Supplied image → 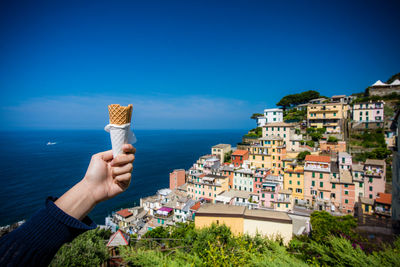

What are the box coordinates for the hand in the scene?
[83,144,136,204]
[55,144,136,220]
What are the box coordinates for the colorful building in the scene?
[352,101,384,128]
[262,122,302,152]
[257,108,284,126]
[211,144,232,163]
[364,159,386,200]
[303,155,332,208]
[231,149,249,167]
[248,136,286,175]
[195,204,293,244]
[307,102,349,133]
[169,169,186,190]
[187,174,229,202]
[283,164,304,200]
[233,168,254,192]
[319,140,347,153]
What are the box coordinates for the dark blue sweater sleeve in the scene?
[0,197,97,267]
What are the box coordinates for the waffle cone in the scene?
[108,104,133,125]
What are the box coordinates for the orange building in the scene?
[170,169,186,190]
[231,150,249,167]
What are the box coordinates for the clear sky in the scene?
[0,0,399,130]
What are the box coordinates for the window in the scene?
[289,180,292,184]
[320,182,323,187]
[344,184,348,188]
[369,194,373,199]
[297,173,300,178]
[312,181,315,186]
[345,191,348,195]
[312,172,315,178]
[342,158,345,163]
[345,199,348,204]
[369,186,373,191]
[286,204,289,208]
[359,182,363,187]
[297,181,300,185]
[253,155,255,160]
[278,203,280,207]
[262,193,265,198]
[355,173,358,178]
[369,178,373,183]
[271,194,274,199]
[332,184,336,189]
[320,173,323,179]
[333,113,336,116]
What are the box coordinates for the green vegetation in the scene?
[250,113,263,120]
[51,228,111,267]
[353,147,392,162]
[283,109,307,122]
[327,136,338,143]
[52,213,400,266]
[350,128,386,148]
[276,90,322,110]
[224,151,232,163]
[306,127,326,141]
[244,127,262,138]
[386,72,400,84]
[297,151,311,162]
[351,92,400,105]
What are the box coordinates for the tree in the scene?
[386,72,400,84]
[50,228,111,266]
[327,136,338,143]
[250,113,263,120]
[276,90,321,109]
[297,151,311,161]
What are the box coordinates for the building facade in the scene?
[307,103,349,133]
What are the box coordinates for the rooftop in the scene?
[339,170,353,184]
[259,136,283,141]
[365,159,385,166]
[352,163,364,172]
[218,189,251,199]
[197,203,246,215]
[263,122,297,127]
[232,150,249,156]
[305,155,331,163]
[376,193,391,205]
[116,209,133,218]
[244,209,291,222]
[360,197,374,205]
[212,144,231,149]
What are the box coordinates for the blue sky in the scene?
[0,0,399,130]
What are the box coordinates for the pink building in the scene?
[253,168,270,194]
[364,159,386,200]
[352,101,384,123]
[331,170,356,214]
[259,182,280,208]
[169,169,186,190]
[304,155,332,209]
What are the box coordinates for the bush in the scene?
[328,136,338,143]
[50,228,111,267]
[297,151,311,162]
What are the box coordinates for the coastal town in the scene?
[105,76,400,244]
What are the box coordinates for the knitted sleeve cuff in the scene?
[45,197,97,230]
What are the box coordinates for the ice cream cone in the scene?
[108,104,133,125]
[107,104,134,157]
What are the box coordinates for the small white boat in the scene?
[46,142,57,146]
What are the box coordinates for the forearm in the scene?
[0,197,96,267]
[54,179,97,221]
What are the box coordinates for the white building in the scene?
[257,108,283,126]
[233,168,254,192]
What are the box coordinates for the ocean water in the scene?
[0,129,246,226]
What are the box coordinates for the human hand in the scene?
[83,144,136,204]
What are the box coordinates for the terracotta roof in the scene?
[232,150,248,156]
[305,155,331,163]
[116,208,133,218]
[190,202,201,211]
[376,193,391,205]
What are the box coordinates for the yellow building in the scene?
[283,165,304,200]
[248,136,286,175]
[211,144,232,163]
[187,174,229,202]
[195,204,293,244]
[307,103,349,133]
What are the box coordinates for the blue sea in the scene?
[0,130,246,226]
